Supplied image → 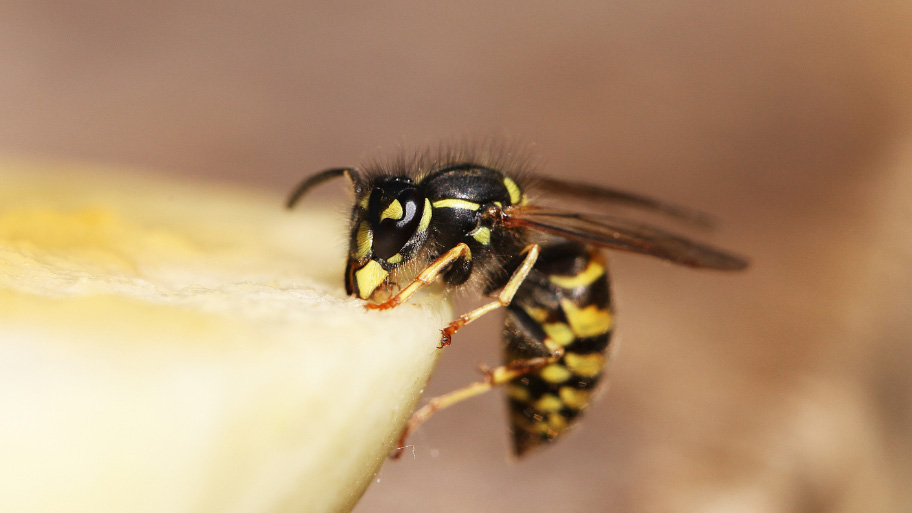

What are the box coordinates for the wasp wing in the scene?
[502,206,748,270]
[533,176,716,229]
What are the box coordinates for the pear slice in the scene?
[0,158,450,513]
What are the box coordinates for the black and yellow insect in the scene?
[287,149,747,457]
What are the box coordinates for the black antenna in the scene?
[286,168,360,209]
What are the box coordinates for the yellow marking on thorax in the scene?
[540,363,572,384]
[386,253,403,264]
[354,221,372,260]
[432,198,480,210]
[358,195,370,209]
[559,387,591,410]
[470,226,491,245]
[560,299,613,338]
[548,260,605,289]
[380,200,403,221]
[354,260,388,299]
[418,198,432,231]
[563,353,605,378]
[503,177,522,204]
[542,322,575,346]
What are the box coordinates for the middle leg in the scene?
[438,243,541,347]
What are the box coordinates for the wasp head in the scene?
[345,176,433,300]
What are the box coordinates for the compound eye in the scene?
[369,187,425,260]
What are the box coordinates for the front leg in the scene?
[365,243,471,311]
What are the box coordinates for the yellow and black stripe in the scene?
[501,241,613,456]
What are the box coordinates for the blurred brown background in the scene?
[2,1,910,512]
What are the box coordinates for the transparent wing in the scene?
[502,205,748,270]
[533,176,716,229]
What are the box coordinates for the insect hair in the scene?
[353,139,536,183]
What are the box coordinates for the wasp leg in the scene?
[391,343,565,460]
[365,243,471,311]
[438,243,540,347]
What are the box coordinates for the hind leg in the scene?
[391,339,563,459]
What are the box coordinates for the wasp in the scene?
[287,148,747,457]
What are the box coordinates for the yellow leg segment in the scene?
[392,344,564,459]
[364,243,471,311]
[439,243,540,347]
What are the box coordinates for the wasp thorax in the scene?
[366,179,429,261]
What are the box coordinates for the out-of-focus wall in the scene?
[2,2,910,512]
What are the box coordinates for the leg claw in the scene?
[364,300,397,311]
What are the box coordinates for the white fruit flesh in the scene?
[0,158,450,513]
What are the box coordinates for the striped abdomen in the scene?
[502,241,614,456]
